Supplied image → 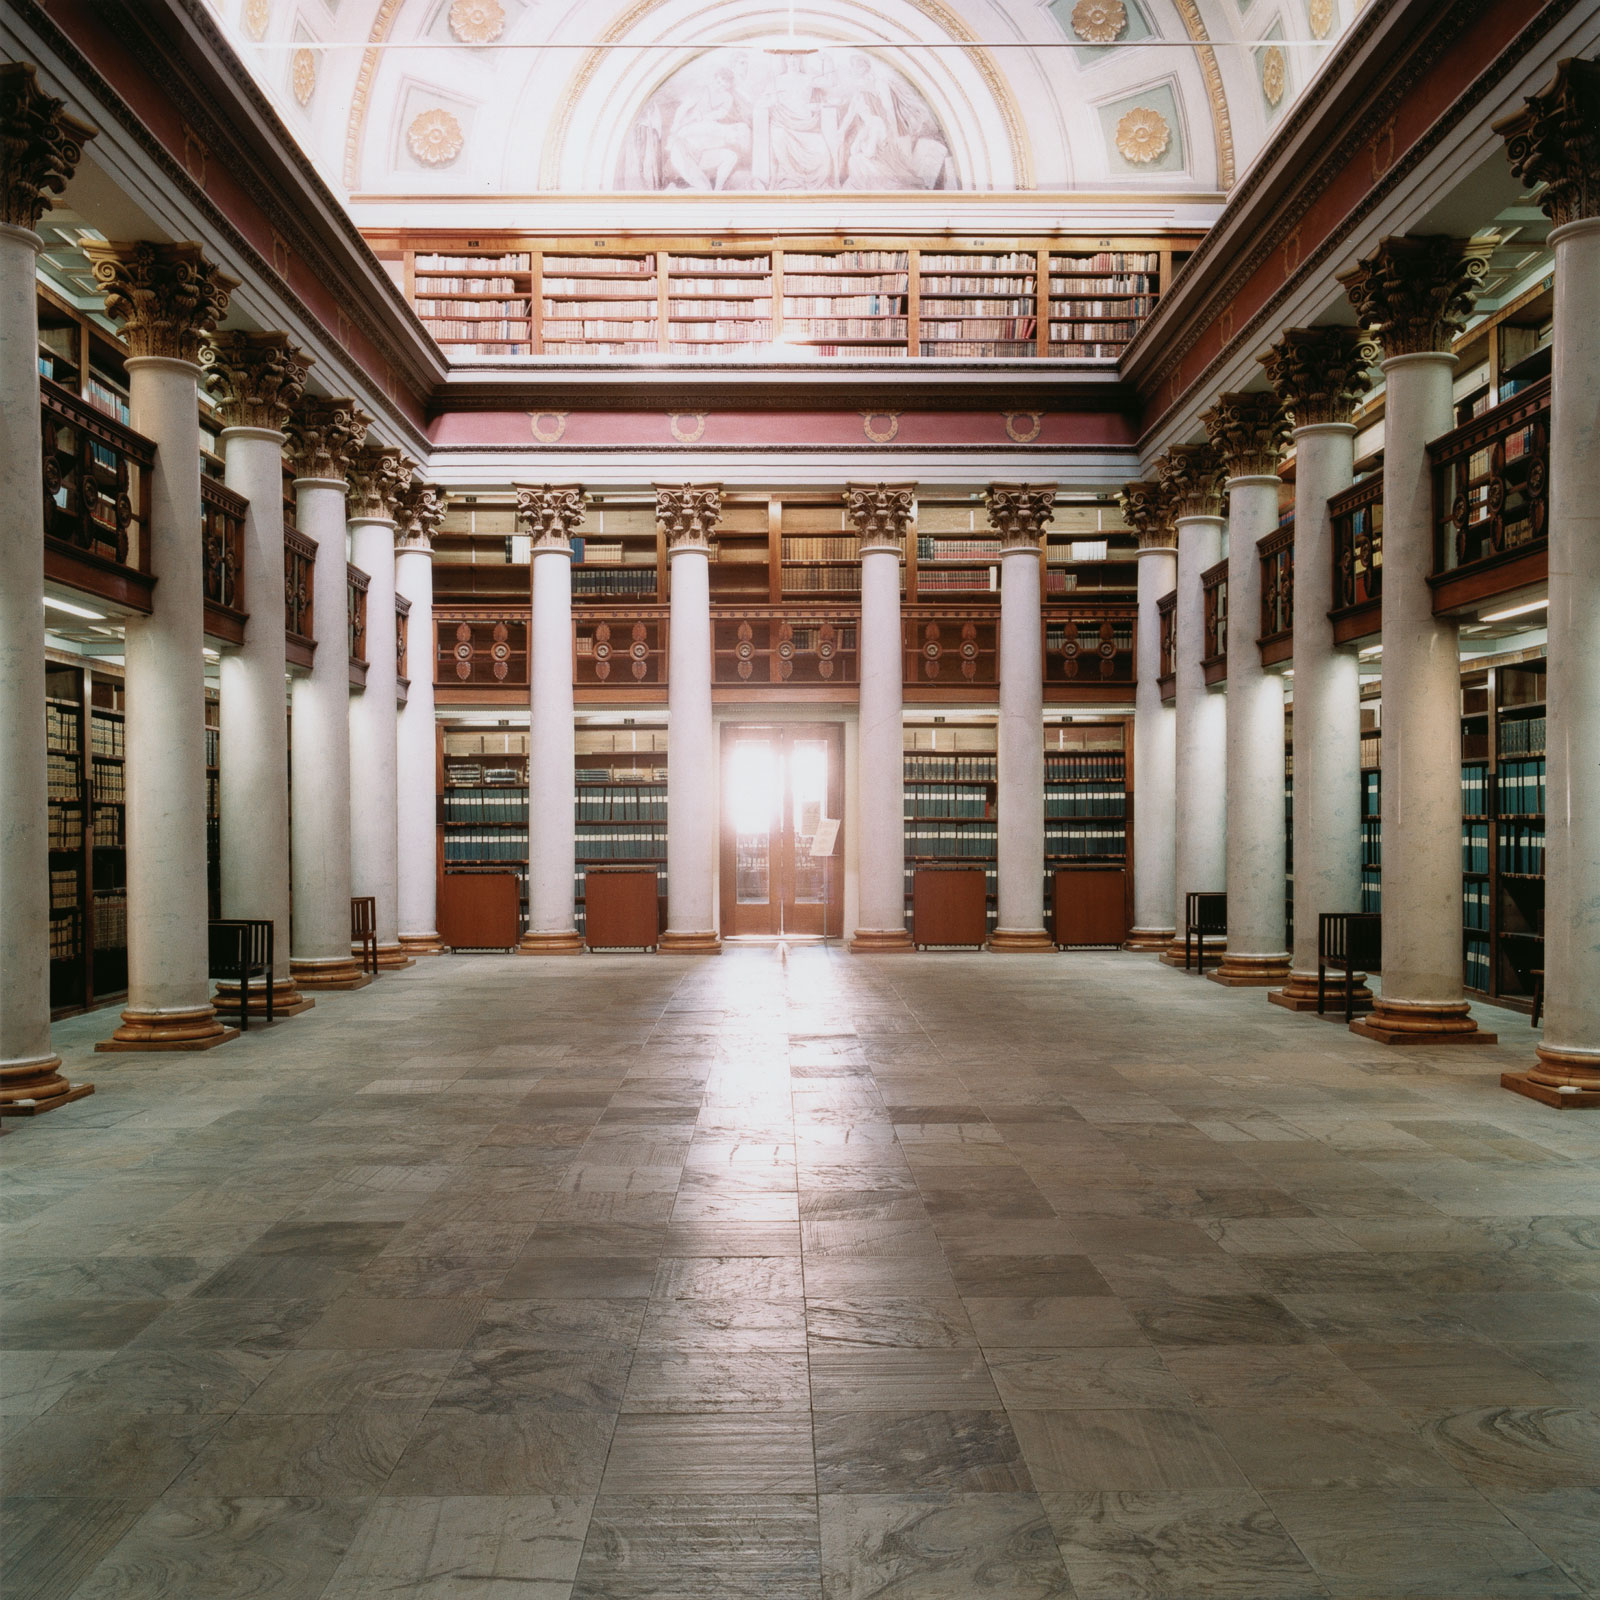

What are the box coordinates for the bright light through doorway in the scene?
[728,740,779,836]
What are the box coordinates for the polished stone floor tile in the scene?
[0,1497,145,1600]
[814,1408,1033,1493]
[1012,1406,1249,1493]
[601,1413,817,1494]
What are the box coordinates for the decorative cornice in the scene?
[1258,326,1377,428]
[285,395,369,481]
[1201,390,1291,479]
[843,482,915,554]
[655,483,723,550]
[0,61,96,232]
[984,482,1056,549]
[1495,55,1600,229]
[1337,234,1490,359]
[347,444,411,522]
[1158,443,1225,520]
[201,330,311,432]
[81,240,235,364]
[396,480,445,550]
[1171,0,1236,189]
[515,483,588,552]
[1119,479,1175,549]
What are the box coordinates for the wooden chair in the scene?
[351,896,378,975]
[1317,911,1382,1022]
[1531,969,1543,1028]
[1183,892,1227,972]
[208,918,274,1030]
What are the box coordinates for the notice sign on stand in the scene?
[811,818,840,857]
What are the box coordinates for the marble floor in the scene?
[3,947,1599,1600]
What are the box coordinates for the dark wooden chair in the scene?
[1318,912,1382,1021]
[208,918,274,1030]
[351,896,378,975]
[1531,968,1543,1028]
[1183,892,1227,972]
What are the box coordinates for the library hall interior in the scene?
[5,0,1600,1595]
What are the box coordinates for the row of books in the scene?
[781,568,860,592]
[446,764,525,787]
[1048,343,1128,358]
[1361,817,1382,867]
[47,702,80,754]
[423,321,532,342]
[906,823,998,858]
[1461,763,1491,816]
[1046,792,1126,820]
[787,251,908,271]
[1055,252,1160,273]
[925,341,1036,356]
[1045,825,1126,858]
[668,324,774,344]
[917,567,998,590]
[416,253,533,270]
[48,751,82,799]
[922,251,1034,271]
[540,320,657,339]
[924,319,1037,339]
[1463,821,1491,875]
[448,343,534,356]
[91,763,126,803]
[93,809,122,847]
[1361,770,1382,813]
[1361,864,1382,913]
[1046,755,1125,781]
[1499,822,1546,876]
[666,298,768,316]
[414,275,521,294]
[1465,879,1491,932]
[444,832,527,863]
[1051,298,1157,318]
[667,255,766,273]
[783,295,904,317]
[905,786,991,819]
[90,714,125,757]
[204,727,221,767]
[1498,714,1546,755]
[1498,756,1546,813]
[1050,274,1157,294]
[541,341,652,355]
[575,829,667,861]
[93,893,127,947]
[787,317,908,339]
[48,807,84,851]
[576,790,666,821]
[543,256,655,275]
[905,756,997,782]
[415,299,527,317]
[1465,934,1492,991]
[918,538,1000,560]
[1048,320,1141,341]
[783,536,858,561]
[573,570,656,596]
[541,282,657,301]
[444,790,527,824]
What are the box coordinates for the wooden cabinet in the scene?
[912,867,989,949]
[439,872,520,951]
[1052,868,1127,948]
[585,866,661,951]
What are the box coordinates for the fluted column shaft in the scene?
[1129,543,1177,948]
[395,537,441,954]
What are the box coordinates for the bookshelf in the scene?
[205,692,221,921]
[37,285,132,422]
[574,728,668,938]
[1048,249,1161,358]
[1492,662,1545,1009]
[782,249,909,356]
[1044,722,1128,944]
[442,729,530,932]
[1461,678,1491,995]
[46,682,86,1011]
[574,503,660,603]
[918,249,1036,358]
[412,251,534,356]
[903,722,998,936]
[1044,502,1136,598]
[666,253,772,354]
[539,251,658,356]
[707,500,773,603]
[781,500,862,599]
[1360,719,1381,915]
[913,497,1002,600]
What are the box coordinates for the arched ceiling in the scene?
[220,0,1357,224]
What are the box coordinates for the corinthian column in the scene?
[0,65,95,1106]
[395,480,445,957]
[285,397,371,990]
[203,331,313,1016]
[1204,392,1292,986]
[84,240,239,1052]
[659,484,722,954]
[1497,59,1600,1102]
[846,483,915,952]
[1158,444,1228,966]
[517,484,586,955]
[1339,235,1495,1045]
[1119,479,1178,952]
[1261,327,1375,1011]
[987,482,1055,952]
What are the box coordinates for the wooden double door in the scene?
[719,723,844,939]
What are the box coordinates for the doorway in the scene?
[719,723,844,939]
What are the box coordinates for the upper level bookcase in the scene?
[373,233,1198,361]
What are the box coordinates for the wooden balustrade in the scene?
[436,608,529,688]
[1156,590,1176,703]
[348,563,369,687]
[1043,604,1136,689]
[1258,523,1294,667]
[200,476,248,644]
[395,594,411,700]
[40,378,155,613]
[715,611,859,686]
[903,609,998,688]
[1330,476,1382,643]
[284,525,316,669]
[1201,559,1228,683]
[575,610,668,689]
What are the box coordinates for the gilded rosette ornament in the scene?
[82,240,236,364]
[656,484,723,550]
[1494,57,1600,229]
[984,482,1056,549]
[843,482,915,553]
[1119,479,1176,549]
[407,109,465,167]
[1071,0,1127,43]
[449,0,506,43]
[291,48,317,107]
[1157,444,1225,520]
[202,330,311,432]
[1201,391,1292,479]
[346,444,411,522]
[1115,107,1170,165]
[285,396,370,481]
[515,483,588,552]
[1308,0,1335,39]
[1337,235,1490,359]
[1259,326,1376,428]
[1,62,96,232]
[1260,46,1287,108]
[396,481,445,551]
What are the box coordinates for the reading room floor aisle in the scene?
[3,947,1599,1599]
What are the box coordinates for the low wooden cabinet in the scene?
[439,872,520,951]
[585,866,661,951]
[912,867,989,949]
[1052,868,1127,948]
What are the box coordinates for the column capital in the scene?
[1259,325,1377,428]
[397,480,445,552]
[1119,479,1176,549]
[1157,443,1225,520]
[202,330,311,432]
[347,444,411,523]
[1337,235,1490,359]
[1202,390,1291,480]
[985,482,1056,550]
[515,482,588,552]
[1,62,96,233]
[844,481,915,554]
[80,240,236,364]
[1495,56,1600,229]
[285,396,370,482]
[656,483,723,551]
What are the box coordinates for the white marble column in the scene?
[285,398,371,990]
[347,446,410,971]
[659,484,722,953]
[1261,328,1375,1011]
[395,482,445,957]
[0,66,94,1106]
[1205,393,1292,986]
[1159,445,1228,965]
[846,483,914,952]
[84,242,238,1052]
[1498,62,1600,1098]
[987,483,1055,952]
[516,484,586,954]
[1120,481,1178,952]
[204,332,313,1016]
[1341,235,1494,1044]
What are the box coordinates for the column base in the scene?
[659,931,723,955]
[1123,928,1175,952]
[212,979,315,1018]
[291,957,374,991]
[1269,969,1374,1014]
[1160,938,1226,969]
[517,930,585,955]
[849,928,915,954]
[1506,1042,1600,1108]
[987,928,1054,954]
[1208,953,1292,988]
[95,1006,239,1052]
[0,1053,94,1116]
[1349,998,1497,1047]
[373,943,414,971]
[399,932,446,956]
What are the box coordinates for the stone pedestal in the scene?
[395,483,444,957]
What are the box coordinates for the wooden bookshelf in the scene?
[918,249,1036,358]
[204,691,220,920]
[781,248,909,356]
[780,500,862,600]
[441,729,530,932]
[913,496,1002,601]
[412,250,535,356]
[574,502,660,604]
[1360,714,1381,915]
[574,728,668,939]
[1047,249,1161,359]
[903,722,998,936]
[1044,502,1136,598]
[706,500,772,604]
[1043,724,1129,940]
[666,252,773,354]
